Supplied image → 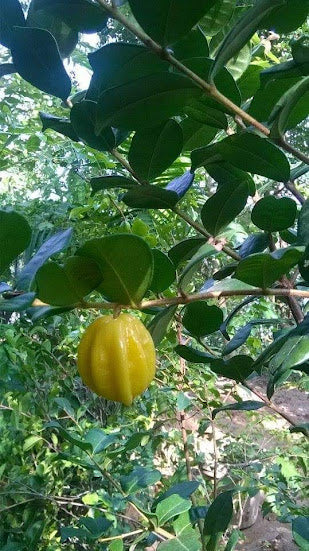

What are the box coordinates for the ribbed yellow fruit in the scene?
[77,314,156,406]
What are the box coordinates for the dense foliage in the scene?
[0,0,308,549]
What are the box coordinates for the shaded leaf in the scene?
[128,0,217,46]
[252,196,297,232]
[0,210,31,275]
[212,400,264,419]
[70,100,115,152]
[17,227,73,290]
[204,490,233,536]
[0,0,25,49]
[37,0,108,33]
[239,233,270,258]
[148,305,178,346]
[200,0,236,37]
[0,292,36,312]
[123,186,179,209]
[11,26,71,99]
[120,466,161,495]
[91,175,137,195]
[150,249,176,293]
[201,180,249,236]
[168,238,206,267]
[40,112,79,142]
[129,120,183,182]
[35,256,102,306]
[182,301,223,338]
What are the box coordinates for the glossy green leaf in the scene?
[122,186,179,209]
[223,319,279,355]
[201,180,249,236]
[96,73,201,131]
[0,0,25,49]
[77,234,154,305]
[226,43,251,80]
[200,0,236,37]
[11,27,71,99]
[270,77,309,136]
[270,334,309,372]
[35,256,102,306]
[148,305,178,346]
[128,120,183,182]
[209,0,283,81]
[259,0,309,33]
[251,196,297,232]
[212,400,264,419]
[45,421,92,452]
[191,133,290,182]
[182,301,223,337]
[158,532,201,551]
[70,101,115,152]
[298,200,309,246]
[156,495,192,525]
[175,346,254,381]
[0,210,31,275]
[150,249,176,293]
[178,243,217,291]
[155,481,200,506]
[235,247,303,288]
[128,0,217,46]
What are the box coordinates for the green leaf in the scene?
[0,210,31,275]
[237,64,264,101]
[185,101,227,129]
[79,515,112,537]
[120,466,161,495]
[128,120,183,182]
[270,334,309,372]
[207,162,255,195]
[148,305,178,346]
[181,118,217,152]
[96,73,201,131]
[156,482,200,506]
[227,43,251,81]
[259,0,309,34]
[88,43,169,100]
[292,36,309,74]
[168,238,206,267]
[292,516,309,550]
[209,0,284,81]
[191,133,290,182]
[128,0,217,46]
[91,175,137,195]
[224,530,241,551]
[172,27,209,60]
[40,112,79,142]
[156,495,192,525]
[201,180,249,236]
[212,400,264,419]
[204,490,233,536]
[122,186,179,209]
[35,256,102,306]
[200,0,236,37]
[235,247,303,288]
[23,435,43,452]
[251,196,297,232]
[178,243,217,292]
[0,292,36,312]
[70,101,115,152]
[45,421,93,452]
[36,0,108,33]
[77,234,153,305]
[150,249,176,293]
[298,200,309,246]
[0,0,25,49]
[11,27,71,99]
[158,532,201,551]
[239,233,270,258]
[17,227,73,290]
[223,319,279,355]
[182,301,223,338]
[270,78,309,136]
[84,428,118,454]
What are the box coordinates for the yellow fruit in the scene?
[77,314,156,406]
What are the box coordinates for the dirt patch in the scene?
[239,513,298,551]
